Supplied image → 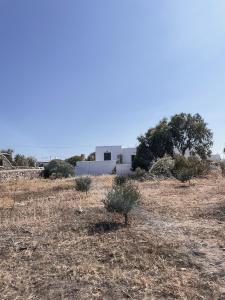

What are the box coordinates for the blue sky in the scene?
[0,0,225,160]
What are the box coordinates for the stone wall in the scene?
[0,169,43,182]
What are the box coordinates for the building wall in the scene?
[75,160,117,176]
[95,146,122,161]
[116,164,134,176]
[122,148,136,164]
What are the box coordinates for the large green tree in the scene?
[169,113,213,159]
[134,113,213,170]
[133,119,174,170]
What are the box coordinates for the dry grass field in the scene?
[0,174,225,299]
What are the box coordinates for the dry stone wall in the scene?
[0,169,43,182]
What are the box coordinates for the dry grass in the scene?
[0,174,225,299]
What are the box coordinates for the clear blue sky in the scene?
[0,0,224,160]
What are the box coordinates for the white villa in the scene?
[75,146,136,176]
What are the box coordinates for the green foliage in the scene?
[75,176,92,193]
[43,159,75,179]
[134,113,213,170]
[187,156,210,177]
[150,155,175,178]
[86,152,96,161]
[169,113,213,159]
[133,119,173,170]
[103,182,140,225]
[114,175,128,186]
[173,155,209,178]
[14,154,37,167]
[173,155,189,174]
[174,168,194,183]
[134,167,147,181]
[65,155,85,166]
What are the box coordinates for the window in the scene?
[104,152,111,161]
[131,155,135,164]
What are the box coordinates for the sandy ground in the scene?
[0,174,224,299]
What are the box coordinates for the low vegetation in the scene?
[113,175,128,186]
[75,176,92,193]
[0,174,224,299]
[150,155,175,178]
[103,181,140,225]
[174,167,194,184]
[43,159,75,178]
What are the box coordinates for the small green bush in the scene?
[132,167,146,181]
[114,175,128,186]
[174,167,194,184]
[43,159,75,179]
[103,182,141,225]
[75,176,92,193]
[173,155,209,178]
[150,155,174,178]
[187,156,210,177]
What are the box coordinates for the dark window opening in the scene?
[104,152,111,161]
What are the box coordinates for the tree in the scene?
[86,152,95,161]
[134,113,213,170]
[133,119,174,170]
[169,113,213,159]
[27,156,37,167]
[14,154,28,166]
[65,154,85,166]
[43,159,75,178]
[103,182,140,226]
[14,154,37,167]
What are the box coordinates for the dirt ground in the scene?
[0,174,225,299]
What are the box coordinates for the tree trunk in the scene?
[124,214,128,226]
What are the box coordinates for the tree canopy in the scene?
[65,154,85,166]
[169,113,213,159]
[134,113,213,170]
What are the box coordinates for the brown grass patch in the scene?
[0,175,224,299]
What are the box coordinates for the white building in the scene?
[75,146,136,176]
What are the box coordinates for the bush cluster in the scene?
[75,176,92,194]
[150,155,175,178]
[43,159,75,179]
[114,175,128,186]
[174,167,194,183]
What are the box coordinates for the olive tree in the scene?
[103,182,141,226]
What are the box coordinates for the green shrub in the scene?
[173,155,189,175]
[174,167,194,184]
[132,167,146,181]
[43,159,75,179]
[114,175,128,186]
[173,155,209,178]
[150,155,174,178]
[103,182,141,226]
[187,156,210,177]
[75,176,92,193]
